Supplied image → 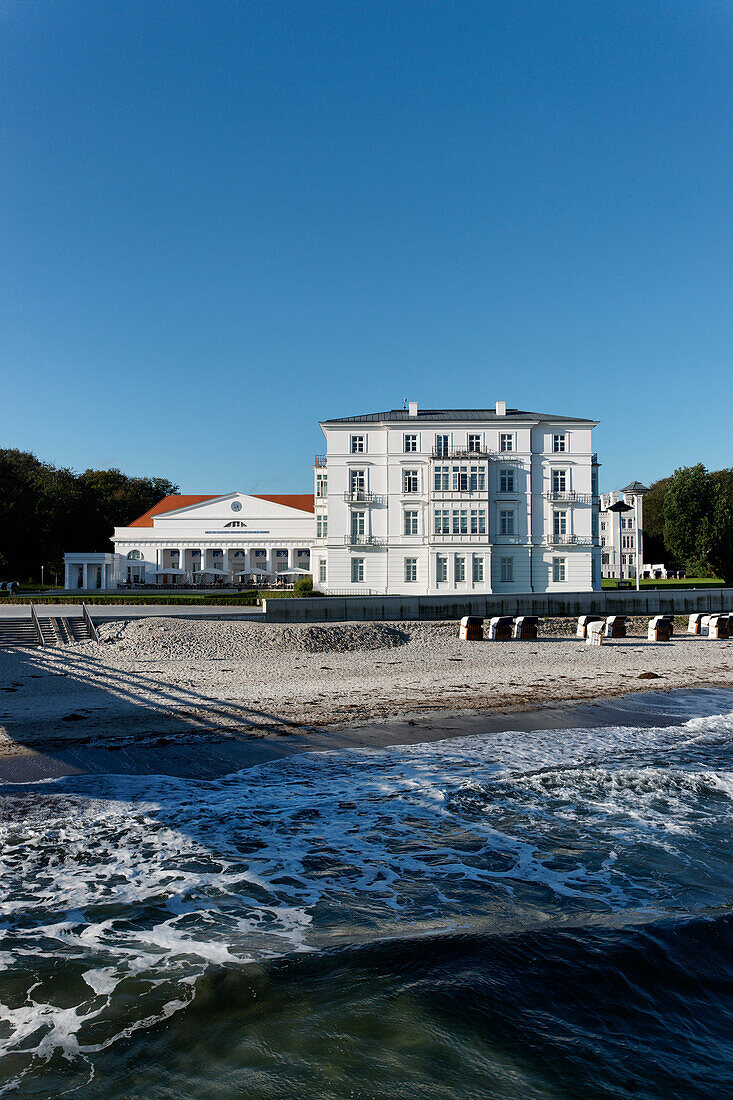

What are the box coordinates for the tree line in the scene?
[0,448,178,584]
[642,465,733,583]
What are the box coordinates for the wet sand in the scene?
[1,618,731,783]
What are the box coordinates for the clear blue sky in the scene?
[2,0,731,495]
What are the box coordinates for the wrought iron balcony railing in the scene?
[343,534,385,547]
[343,490,376,504]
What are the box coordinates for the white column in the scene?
[64,563,71,590]
[82,564,88,590]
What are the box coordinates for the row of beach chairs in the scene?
[460,611,733,644]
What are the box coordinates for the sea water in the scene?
[1,689,732,1098]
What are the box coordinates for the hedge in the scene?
[0,593,259,607]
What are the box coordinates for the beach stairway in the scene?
[0,606,98,648]
[0,617,42,647]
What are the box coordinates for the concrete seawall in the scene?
[263,588,733,622]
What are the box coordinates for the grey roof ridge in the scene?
[320,408,597,425]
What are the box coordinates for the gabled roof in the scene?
[129,495,219,528]
[253,494,315,514]
[128,492,315,527]
[321,408,597,425]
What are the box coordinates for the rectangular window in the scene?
[468,433,481,452]
[316,514,328,538]
[553,433,567,453]
[349,469,365,493]
[404,558,417,583]
[472,555,484,582]
[499,433,513,452]
[436,555,448,582]
[435,434,449,456]
[591,466,599,497]
[434,508,449,535]
[403,469,419,493]
[454,555,466,583]
[552,469,567,493]
[499,468,514,493]
[452,508,468,535]
[553,557,566,583]
[452,465,469,491]
[316,473,327,497]
[434,465,449,492]
[554,510,567,538]
[602,553,609,565]
[470,509,486,535]
[351,511,365,542]
[500,557,514,583]
[350,435,365,454]
[403,433,417,452]
[469,465,486,491]
[592,513,599,538]
[319,560,326,583]
[404,510,418,536]
[499,509,514,535]
[351,557,364,583]
[600,521,606,531]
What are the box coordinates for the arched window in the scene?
[233,550,246,558]
[224,521,246,528]
[127,550,143,560]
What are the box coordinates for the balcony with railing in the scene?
[431,447,496,460]
[544,533,596,547]
[343,534,386,547]
[343,490,376,504]
[545,490,593,504]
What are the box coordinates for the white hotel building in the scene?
[65,402,602,595]
[312,403,601,595]
[64,493,315,590]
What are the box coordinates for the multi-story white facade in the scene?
[312,402,602,595]
[599,482,649,580]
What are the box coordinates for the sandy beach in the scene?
[0,616,731,780]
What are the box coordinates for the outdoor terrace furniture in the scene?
[576,614,604,639]
[586,621,604,646]
[488,616,513,640]
[459,616,484,641]
[604,615,627,638]
[648,615,673,642]
[513,616,538,640]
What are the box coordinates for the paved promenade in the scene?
[0,604,264,621]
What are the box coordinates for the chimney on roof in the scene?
[408,401,418,417]
[495,400,506,416]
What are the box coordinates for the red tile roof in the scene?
[253,494,315,514]
[129,495,220,528]
[128,492,315,527]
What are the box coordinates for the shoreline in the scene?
[2,683,731,785]
[1,617,731,783]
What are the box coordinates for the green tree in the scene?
[641,476,671,565]
[0,449,177,583]
[662,464,732,579]
[708,473,733,583]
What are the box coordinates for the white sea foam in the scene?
[0,695,731,1083]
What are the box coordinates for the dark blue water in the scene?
[1,689,732,1097]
